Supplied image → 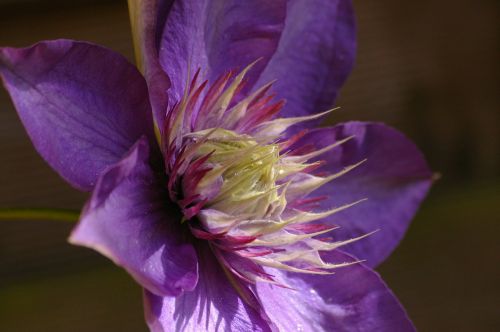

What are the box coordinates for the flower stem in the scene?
[0,208,80,222]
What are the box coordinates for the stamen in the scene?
[163,63,372,284]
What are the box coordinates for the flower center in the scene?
[161,63,369,286]
[188,128,280,217]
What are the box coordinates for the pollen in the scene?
[187,128,280,217]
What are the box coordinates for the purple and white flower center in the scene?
[160,63,369,285]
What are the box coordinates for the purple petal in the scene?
[256,0,356,121]
[135,1,355,129]
[256,250,416,332]
[69,137,198,297]
[157,0,286,105]
[128,0,173,127]
[0,39,155,191]
[143,243,274,332]
[138,1,355,127]
[300,122,433,267]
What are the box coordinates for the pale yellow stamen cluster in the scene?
[187,128,282,218]
[185,126,370,279]
[164,62,371,280]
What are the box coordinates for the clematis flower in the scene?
[0,0,433,331]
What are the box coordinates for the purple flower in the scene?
[0,0,433,331]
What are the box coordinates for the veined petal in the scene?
[255,250,416,332]
[146,1,355,122]
[0,39,155,191]
[143,243,274,332]
[69,138,198,297]
[299,122,433,267]
[157,0,286,105]
[256,0,356,124]
[128,0,173,128]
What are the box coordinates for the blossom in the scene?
[0,0,433,331]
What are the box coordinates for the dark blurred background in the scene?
[0,0,498,331]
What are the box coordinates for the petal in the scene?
[143,243,274,332]
[256,0,356,122]
[157,0,286,105]
[256,250,416,332]
[128,0,172,126]
[298,122,433,267]
[69,137,198,297]
[135,1,355,128]
[0,39,155,191]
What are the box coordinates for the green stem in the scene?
[0,208,80,222]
